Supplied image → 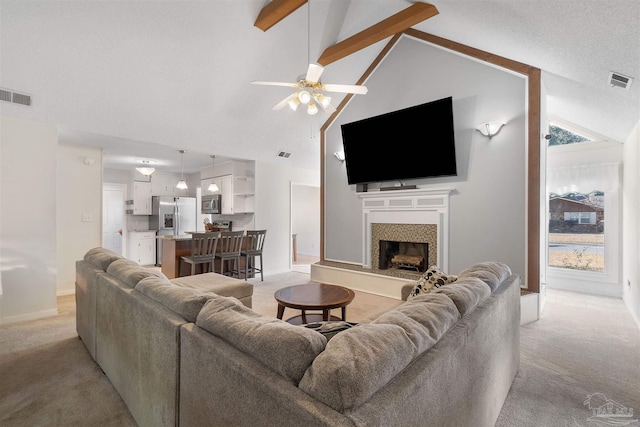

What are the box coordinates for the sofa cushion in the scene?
[433,277,491,316]
[135,276,214,322]
[408,266,457,299]
[196,296,326,384]
[171,272,252,301]
[106,259,168,288]
[299,293,460,411]
[457,261,511,292]
[83,247,123,271]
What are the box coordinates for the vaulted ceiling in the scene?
[1,1,638,173]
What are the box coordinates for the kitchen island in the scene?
[157,233,254,279]
[157,235,194,279]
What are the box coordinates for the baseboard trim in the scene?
[1,308,59,325]
[57,289,75,297]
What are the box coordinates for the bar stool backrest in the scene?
[245,230,266,253]
[191,232,220,258]
[218,231,244,256]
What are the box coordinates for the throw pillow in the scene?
[408,265,458,299]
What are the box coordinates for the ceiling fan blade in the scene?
[322,83,368,94]
[305,63,324,83]
[272,93,296,110]
[251,81,298,88]
[321,102,337,114]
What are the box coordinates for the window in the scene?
[548,124,591,146]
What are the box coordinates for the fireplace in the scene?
[360,188,452,274]
[379,240,429,272]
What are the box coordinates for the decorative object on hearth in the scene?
[176,150,188,190]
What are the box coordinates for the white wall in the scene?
[623,120,640,327]
[324,36,527,280]
[254,161,319,275]
[0,116,58,324]
[56,144,102,295]
[292,184,320,257]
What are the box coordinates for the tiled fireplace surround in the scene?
[313,188,452,299]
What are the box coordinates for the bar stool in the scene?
[214,230,244,277]
[241,230,266,281]
[180,232,220,277]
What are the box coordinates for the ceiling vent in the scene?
[608,72,633,90]
[276,150,291,158]
[0,88,32,106]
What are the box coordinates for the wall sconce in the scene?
[476,121,505,139]
[333,151,345,162]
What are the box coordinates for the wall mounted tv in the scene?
[341,96,457,185]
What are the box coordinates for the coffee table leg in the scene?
[302,310,307,324]
[341,306,347,321]
[277,304,285,320]
[323,309,330,321]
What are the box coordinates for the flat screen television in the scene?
[341,96,457,185]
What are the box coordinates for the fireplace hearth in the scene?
[379,240,429,272]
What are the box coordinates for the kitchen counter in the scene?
[156,234,193,241]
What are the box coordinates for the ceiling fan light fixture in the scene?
[288,96,300,111]
[307,101,318,115]
[316,93,331,109]
[298,90,311,104]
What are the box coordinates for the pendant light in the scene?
[207,155,219,192]
[176,150,188,190]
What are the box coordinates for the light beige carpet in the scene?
[1,272,639,427]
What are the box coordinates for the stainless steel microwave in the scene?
[201,194,221,214]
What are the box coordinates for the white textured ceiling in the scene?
[1,0,638,174]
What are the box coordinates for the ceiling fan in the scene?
[251,63,368,115]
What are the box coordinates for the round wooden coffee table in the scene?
[274,283,356,325]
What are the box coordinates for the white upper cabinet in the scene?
[126,181,152,215]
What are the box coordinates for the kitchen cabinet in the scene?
[232,176,254,214]
[218,175,233,214]
[128,231,156,265]
[212,174,254,215]
[126,181,152,215]
[199,160,255,215]
[152,173,189,197]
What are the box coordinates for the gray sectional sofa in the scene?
[76,247,520,427]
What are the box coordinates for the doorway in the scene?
[290,183,320,274]
[103,183,126,256]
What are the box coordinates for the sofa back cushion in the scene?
[298,293,460,411]
[83,247,123,271]
[196,296,326,384]
[433,277,491,317]
[106,259,167,288]
[457,261,511,292]
[135,276,213,322]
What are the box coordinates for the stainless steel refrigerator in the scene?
[150,196,197,265]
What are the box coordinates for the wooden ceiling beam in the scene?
[254,0,308,32]
[317,2,438,66]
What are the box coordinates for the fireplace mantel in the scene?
[360,187,453,272]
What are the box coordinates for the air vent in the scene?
[0,88,32,106]
[608,72,633,90]
[277,150,291,158]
